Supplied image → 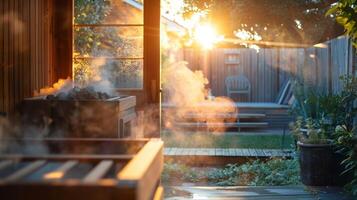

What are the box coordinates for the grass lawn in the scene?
[162,131,295,149]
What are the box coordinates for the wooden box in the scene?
[0,138,163,200]
[20,96,136,138]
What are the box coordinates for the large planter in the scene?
[298,141,350,186]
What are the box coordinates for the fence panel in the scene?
[182,36,353,102]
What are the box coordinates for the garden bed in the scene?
[162,158,301,186]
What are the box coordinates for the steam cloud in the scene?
[162,61,237,133]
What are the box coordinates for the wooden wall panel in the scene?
[0,0,54,114]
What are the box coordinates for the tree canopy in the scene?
[184,0,344,45]
[327,0,357,47]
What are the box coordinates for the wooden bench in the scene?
[0,138,163,200]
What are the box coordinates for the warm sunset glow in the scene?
[193,24,223,49]
[44,171,64,180]
[34,77,73,96]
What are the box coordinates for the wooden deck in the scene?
[164,148,293,157]
[164,186,353,200]
[164,148,293,166]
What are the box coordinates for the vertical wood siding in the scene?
[0,0,53,114]
[183,36,354,102]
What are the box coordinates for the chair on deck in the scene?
[225,75,251,101]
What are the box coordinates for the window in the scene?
[73,0,144,89]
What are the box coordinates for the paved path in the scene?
[164,148,293,158]
[164,185,353,200]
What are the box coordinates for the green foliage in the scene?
[184,0,341,44]
[162,162,206,183]
[162,159,301,186]
[290,75,357,144]
[208,159,300,186]
[291,117,329,144]
[74,0,115,56]
[329,75,357,196]
[74,0,111,24]
[327,0,357,48]
[73,0,142,88]
[292,75,357,194]
[333,125,357,196]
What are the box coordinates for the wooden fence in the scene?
[183,36,356,102]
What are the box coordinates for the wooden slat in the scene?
[3,0,9,114]
[0,0,3,112]
[248,148,258,157]
[82,160,113,183]
[3,160,46,182]
[0,160,13,171]
[117,139,163,200]
[164,148,294,159]
[0,0,55,113]
[13,0,18,112]
[0,154,132,162]
[229,148,236,156]
[188,148,196,155]
[181,148,190,155]
[23,0,30,97]
[163,148,171,155]
[43,160,78,180]
[235,148,244,156]
[153,186,164,200]
[171,148,178,155]
[255,149,265,157]
[215,148,223,156]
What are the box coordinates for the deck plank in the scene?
[229,148,236,156]
[216,148,224,156]
[170,148,178,156]
[164,148,293,159]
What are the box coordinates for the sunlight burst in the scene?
[193,24,223,50]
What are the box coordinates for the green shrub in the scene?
[207,159,300,186]
[334,125,357,196]
[162,162,206,183]
[162,158,301,186]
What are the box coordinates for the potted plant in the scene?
[290,76,356,186]
[292,117,338,186]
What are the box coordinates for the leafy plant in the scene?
[162,162,206,183]
[333,125,357,196]
[290,80,335,144]
[208,159,300,186]
[290,75,357,144]
[162,159,301,186]
[291,117,329,144]
[73,0,142,87]
[327,0,357,48]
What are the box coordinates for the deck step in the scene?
[174,122,269,128]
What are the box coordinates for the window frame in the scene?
[65,0,160,110]
[72,1,145,91]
